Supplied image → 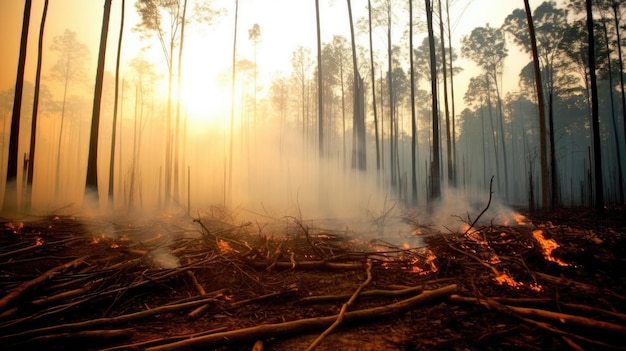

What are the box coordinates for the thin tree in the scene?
[2,0,31,213]
[445,0,457,185]
[523,0,549,210]
[586,0,604,210]
[347,0,365,170]
[409,0,417,204]
[85,0,112,206]
[368,0,380,171]
[228,0,238,204]
[438,0,453,186]
[173,0,188,205]
[426,0,440,201]
[26,0,49,210]
[315,0,324,158]
[108,0,125,210]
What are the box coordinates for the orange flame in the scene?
[532,230,570,266]
[35,237,44,246]
[217,240,232,253]
[495,272,522,288]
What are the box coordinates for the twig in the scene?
[306,260,373,351]
[464,176,494,236]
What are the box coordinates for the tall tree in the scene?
[26,0,49,210]
[522,0,550,210]
[315,0,324,158]
[228,0,238,204]
[438,0,453,186]
[50,30,89,200]
[368,0,381,172]
[108,0,125,210]
[3,0,31,213]
[586,0,604,210]
[461,24,509,200]
[173,0,188,205]
[409,0,417,204]
[425,0,440,201]
[347,0,365,170]
[85,0,112,207]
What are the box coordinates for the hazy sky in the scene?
[0,0,534,113]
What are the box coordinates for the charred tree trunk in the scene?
[108,0,124,210]
[368,0,380,171]
[410,0,418,205]
[85,0,112,207]
[425,0,440,201]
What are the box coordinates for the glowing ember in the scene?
[6,222,24,234]
[532,230,570,266]
[110,243,120,249]
[35,237,45,246]
[495,272,522,288]
[91,237,100,244]
[217,240,232,253]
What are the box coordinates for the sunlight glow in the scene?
[180,69,231,131]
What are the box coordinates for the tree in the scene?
[522,0,550,211]
[461,24,509,200]
[25,0,49,210]
[315,0,324,158]
[425,0,440,201]
[409,0,417,204]
[586,0,604,210]
[3,0,31,213]
[248,23,260,130]
[438,0,453,186]
[347,0,365,170]
[85,0,113,207]
[368,0,381,172]
[108,0,125,210]
[49,30,89,200]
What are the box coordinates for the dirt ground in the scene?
[0,206,625,350]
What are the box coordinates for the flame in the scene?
[35,237,45,246]
[110,243,120,249]
[532,230,570,266]
[513,213,531,226]
[91,237,100,244]
[6,222,24,234]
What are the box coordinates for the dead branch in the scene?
[306,260,373,351]
[299,283,427,303]
[464,176,494,236]
[506,305,626,335]
[98,327,229,351]
[0,256,87,312]
[247,260,363,271]
[145,284,457,351]
[0,297,219,344]
[7,329,133,349]
[535,271,626,300]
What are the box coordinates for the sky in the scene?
[0,0,533,115]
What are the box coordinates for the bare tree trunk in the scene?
[438,0,453,187]
[228,0,239,206]
[425,0,440,201]
[315,0,323,158]
[108,0,124,211]
[3,0,31,213]
[368,0,380,171]
[586,0,604,210]
[173,0,188,205]
[26,0,49,210]
[410,0,417,205]
[524,0,549,210]
[445,0,457,186]
[85,0,112,208]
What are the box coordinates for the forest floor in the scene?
[0,204,625,351]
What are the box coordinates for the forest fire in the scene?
[532,229,570,266]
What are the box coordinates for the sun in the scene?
[180,68,231,131]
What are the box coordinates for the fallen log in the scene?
[506,305,626,335]
[145,284,458,351]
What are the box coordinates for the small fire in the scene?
[35,237,45,246]
[6,222,24,234]
[110,243,120,249]
[513,213,531,226]
[532,229,570,266]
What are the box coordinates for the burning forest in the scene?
[2,0,626,350]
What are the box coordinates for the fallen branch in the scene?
[0,296,219,343]
[247,260,363,271]
[299,283,427,303]
[0,256,87,312]
[306,260,373,351]
[535,271,626,300]
[7,329,133,350]
[145,284,458,351]
[506,305,626,335]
